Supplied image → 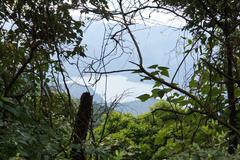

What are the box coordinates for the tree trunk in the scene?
[225,39,238,154]
[71,92,93,160]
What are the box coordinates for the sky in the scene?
[65,3,192,103]
[68,74,153,102]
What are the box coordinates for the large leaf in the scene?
[137,94,150,102]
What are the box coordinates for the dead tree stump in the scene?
[71,92,93,160]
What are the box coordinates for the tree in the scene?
[0,0,108,158]
[154,0,240,154]
[1,0,240,158]
[71,92,93,160]
[86,0,240,154]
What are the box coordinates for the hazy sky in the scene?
[68,74,153,102]
[65,8,192,102]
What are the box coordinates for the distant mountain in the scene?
[116,98,157,115]
[67,82,156,115]
[67,83,104,103]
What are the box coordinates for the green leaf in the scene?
[161,69,169,77]
[137,94,150,102]
[158,90,165,98]
[188,39,193,44]
[151,89,165,98]
[153,81,161,88]
[157,66,169,77]
[158,66,169,70]
[148,64,158,69]
[151,89,160,98]
[150,71,159,76]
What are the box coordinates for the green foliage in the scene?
[0,0,110,158]
[132,0,240,155]
[1,0,240,159]
[170,143,240,160]
[93,100,236,159]
[0,92,73,159]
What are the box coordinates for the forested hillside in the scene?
[1,0,240,159]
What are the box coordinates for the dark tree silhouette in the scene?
[71,92,93,160]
